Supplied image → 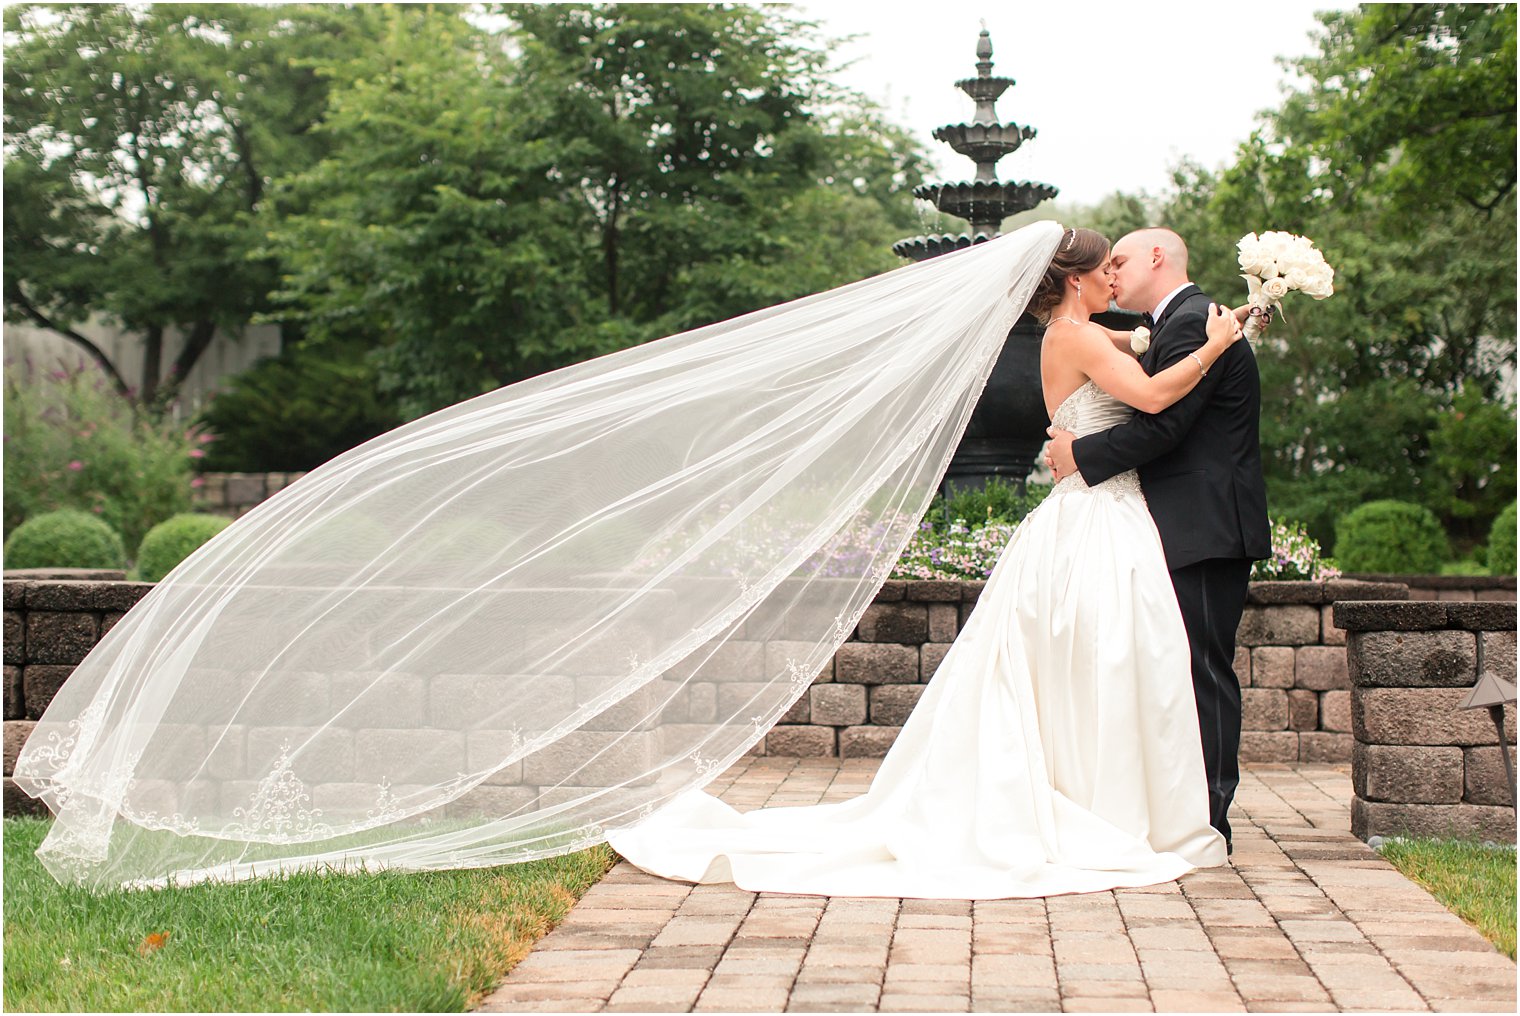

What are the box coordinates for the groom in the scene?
[1045,227,1269,852]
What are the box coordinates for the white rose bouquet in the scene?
[1236,231,1335,340]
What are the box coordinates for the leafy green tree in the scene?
[268,3,928,417]
[2,3,382,408]
[1157,4,1516,551]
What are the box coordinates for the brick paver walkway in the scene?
[478,760,1517,1013]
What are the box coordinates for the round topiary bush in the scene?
[1334,499,1449,574]
[3,509,127,570]
[1488,502,1517,576]
[135,513,232,582]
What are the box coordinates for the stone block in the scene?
[1349,630,1476,688]
[22,665,74,719]
[4,778,45,817]
[873,580,907,602]
[1334,601,1446,632]
[2,581,26,609]
[323,672,428,729]
[3,611,21,665]
[442,783,539,819]
[1233,646,1251,687]
[223,473,266,505]
[1295,646,1349,691]
[1241,689,1288,731]
[3,666,20,720]
[204,725,248,781]
[1237,605,1320,646]
[26,581,154,612]
[833,643,919,684]
[961,581,986,604]
[686,683,717,722]
[765,641,832,683]
[1287,690,1319,731]
[855,603,927,643]
[1446,602,1516,630]
[466,729,527,787]
[1321,606,1346,646]
[809,684,866,726]
[578,680,664,732]
[1251,647,1295,689]
[921,644,951,682]
[1298,732,1352,763]
[764,725,835,756]
[870,685,925,726]
[100,612,125,637]
[518,729,654,785]
[1246,581,1325,605]
[1477,588,1518,601]
[668,639,764,682]
[1325,580,1409,603]
[905,581,962,602]
[839,726,901,758]
[1463,746,1517,806]
[3,720,35,775]
[1352,798,1515,843]
[1353,688,1516,746]
[1353,743,1463,803]
[927,603,958,643]
[1480,630,1517,684]
[716,681,784,724]
[1321,691,1351,733]
[249,727,358,782]
[780,694,810,725]
[1239,731,1299,763]
[24,612,97,665]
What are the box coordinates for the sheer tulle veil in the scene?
[13,220,1063,890]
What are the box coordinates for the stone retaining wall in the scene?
[1339,599,1517,843]
[191,471,307,518]
[1,576,1409,816]
[1341,573,1516,602]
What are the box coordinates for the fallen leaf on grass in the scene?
[138,931,170,955]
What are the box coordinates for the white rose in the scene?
[1302,264,1335,299]
[1129,326,1151,355]
[1261,277,1290,300]
[1237,233,1275,277]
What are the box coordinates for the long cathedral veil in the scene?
[13,220,1063,890]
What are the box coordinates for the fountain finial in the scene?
[891,29,1058,261]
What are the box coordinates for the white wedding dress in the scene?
[608,380,1229,898]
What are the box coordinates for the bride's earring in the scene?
[1076,280,1083,301]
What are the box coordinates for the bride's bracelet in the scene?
[1188,352,1207,377]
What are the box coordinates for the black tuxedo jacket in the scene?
[1071,285,1270,571]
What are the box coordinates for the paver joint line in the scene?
[473,761,1515,1014]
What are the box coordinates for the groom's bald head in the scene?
[1109,227,1191,313]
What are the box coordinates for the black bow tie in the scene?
[1141,312,1155,328]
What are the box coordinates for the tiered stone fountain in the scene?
[894,29,1059,495]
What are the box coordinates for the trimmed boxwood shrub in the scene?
[135,513,233,582]
[3,509,127,570]
[1489,502,1517,576]
[1335,499,1449,574]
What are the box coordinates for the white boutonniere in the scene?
[1129,326,1151,355]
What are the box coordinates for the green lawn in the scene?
[1379,837,1517,959]
[2,817,616,1012]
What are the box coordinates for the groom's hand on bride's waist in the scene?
[1045,428,1077,482]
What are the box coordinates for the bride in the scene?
[606,228,1238,897]
[14,221,1233,893]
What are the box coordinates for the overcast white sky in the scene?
[794,0,1337,206]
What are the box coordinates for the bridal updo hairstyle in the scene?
[1029,227,1110,325]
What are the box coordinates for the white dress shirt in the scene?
[1152,283,1193,323]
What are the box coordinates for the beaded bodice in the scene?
[1048,381,1145,502]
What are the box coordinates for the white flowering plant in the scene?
[1236,231,1335,340]
[1251,518,1341,582]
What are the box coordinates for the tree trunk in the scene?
[141,324,163,404]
